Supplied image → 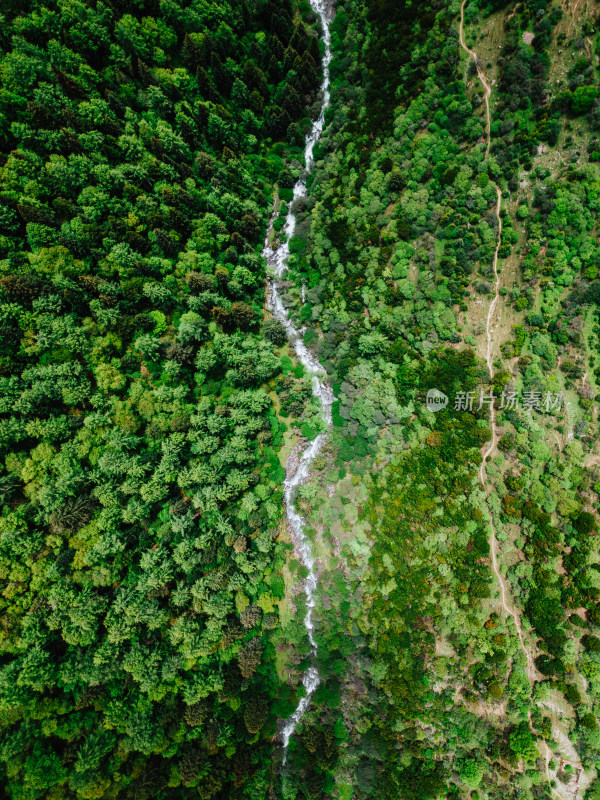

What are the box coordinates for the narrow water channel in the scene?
[262,0,333,765]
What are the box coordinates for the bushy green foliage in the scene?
[363,351,494,797]
[276,0,600,796]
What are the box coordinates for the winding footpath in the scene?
[458,5,492,159]
[459,0,539,687]
[459,4,585,796]
[262,0,333,766]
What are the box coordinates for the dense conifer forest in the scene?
[0,0,322,796]
[4,0,600,799]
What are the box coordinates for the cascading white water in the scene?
[262,0,333,765]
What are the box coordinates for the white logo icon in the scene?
[426,389,448,412]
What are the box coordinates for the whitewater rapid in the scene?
[262,0,333,764]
